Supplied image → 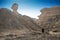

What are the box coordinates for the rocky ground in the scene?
[0,32,60,40]
[0,6,60,40]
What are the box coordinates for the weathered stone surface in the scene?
[37,6,60,34]
[0,8,40,36]
[0,5,60,40]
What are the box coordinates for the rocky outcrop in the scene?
[0,6,60,40]
[37,6,60,33]
[0,8,40,36]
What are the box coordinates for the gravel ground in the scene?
[0,33,60,40]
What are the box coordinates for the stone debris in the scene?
[0,3,60,40]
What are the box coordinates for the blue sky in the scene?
[0,0,60,19]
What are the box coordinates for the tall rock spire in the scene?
[11,3,19,16]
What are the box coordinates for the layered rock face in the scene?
[37,6,60,33]
[0,6,60,40]
[0,8,40,36]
